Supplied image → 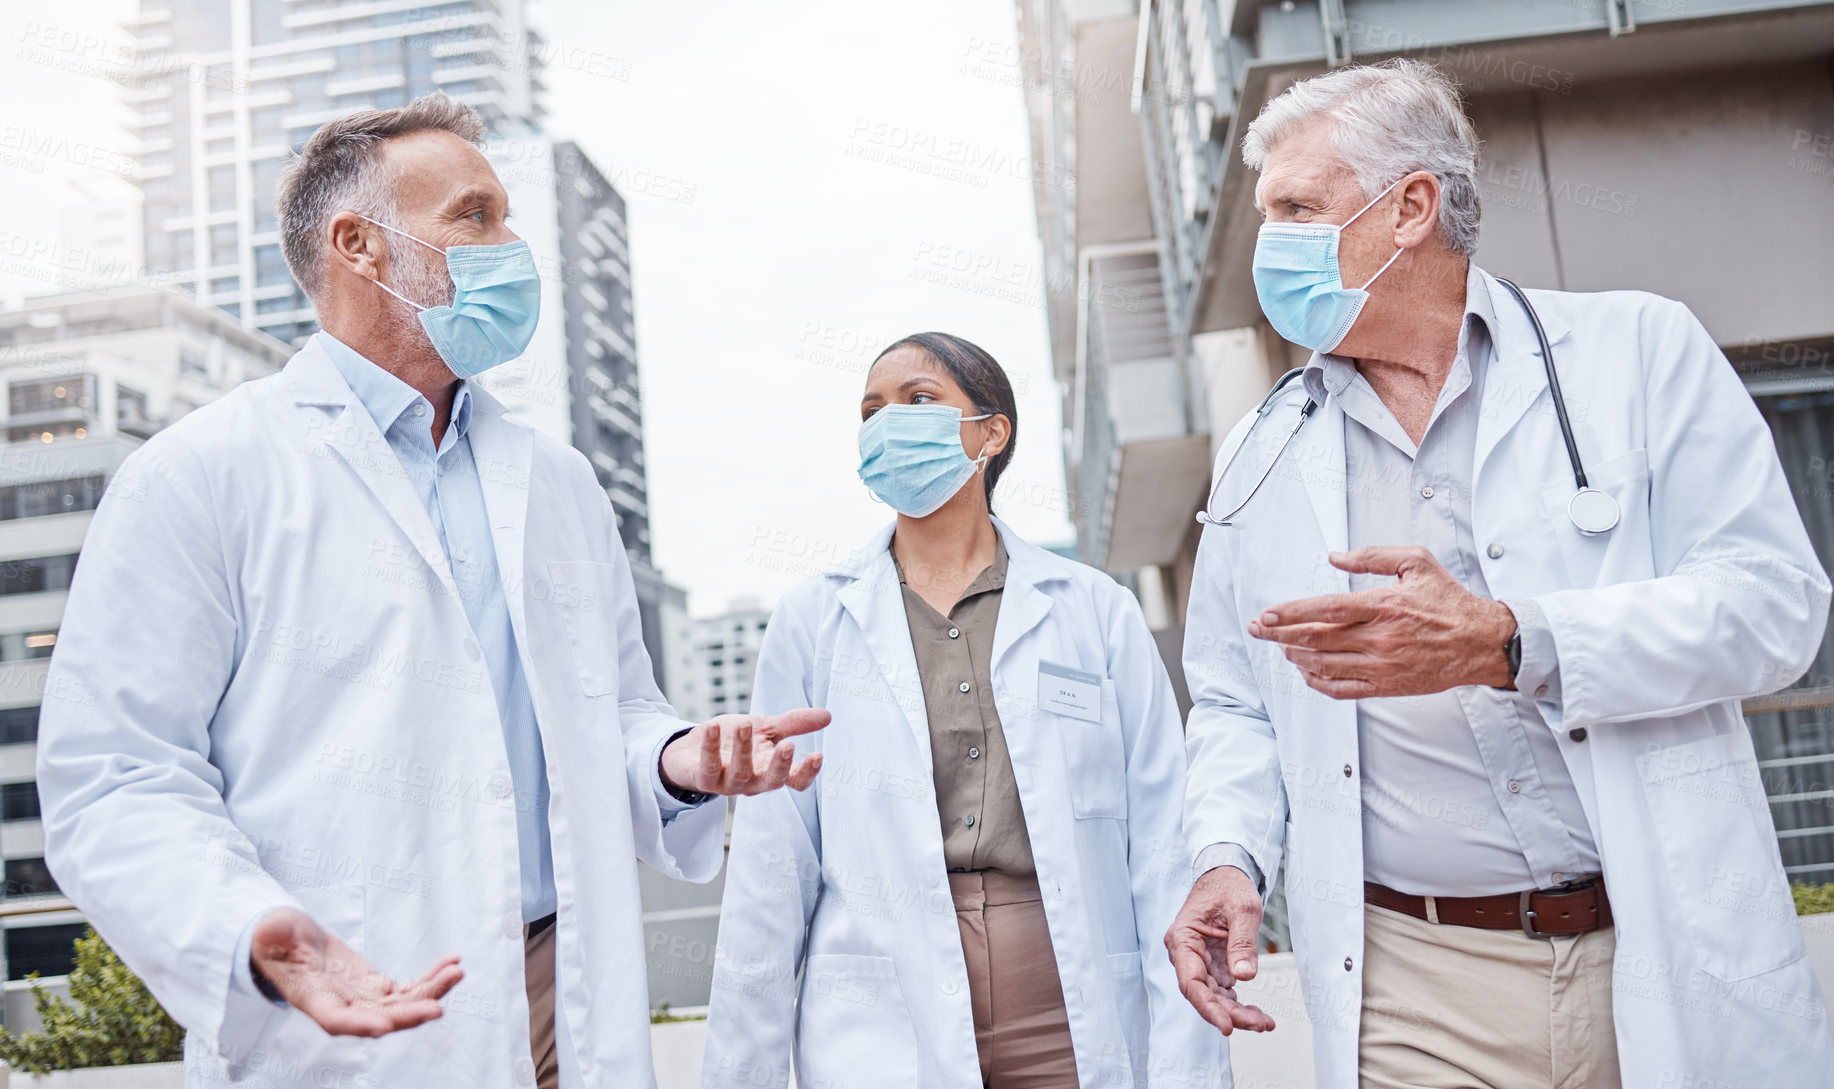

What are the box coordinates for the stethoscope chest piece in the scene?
[1567,487,1620,535]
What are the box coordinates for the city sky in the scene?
[0,0,1073,617]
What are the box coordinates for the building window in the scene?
[0,706,37,746]
[117,385,153,432]
[5,857,57,898]
[0,632,59,662]
[2,781,40,821]
[8,377,88,416]
[6,924,85,980]
[7,422,88,444]
[0,555,77,597]
[0,475,105,520]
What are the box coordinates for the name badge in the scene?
[1038,660,1102,724]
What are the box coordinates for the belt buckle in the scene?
[1519,889,1549,939]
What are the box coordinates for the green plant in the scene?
[1796,881,1834,917]
[649,1002,704,1024]
[0,927,184,1073]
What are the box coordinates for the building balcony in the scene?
[1070,244,1211,572]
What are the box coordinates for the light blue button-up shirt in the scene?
[319,332,557,922]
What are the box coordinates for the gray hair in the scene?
[275,92,486,301]
[1242,59,1482,256]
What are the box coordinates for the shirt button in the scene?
[948,627,960,639]
[964,815,976,827]
[514,1057,536,1085]
[968,747,980,760]
[1507,780,1522,794]
[1420,485,1435,499]
[1487,542,1505,559]
[958,681,971,693]
[414,404,427,418]
[454,549,468,564]
[1569,727,1588,742]
[464,638,481,661]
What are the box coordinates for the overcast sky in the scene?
[0,1,1072,618]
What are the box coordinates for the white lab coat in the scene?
[1183,268,1834,1089]
[36,337,726,1089]
[702,520,1227,1089]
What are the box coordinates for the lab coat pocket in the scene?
[1061,688,1126,819]
[546,560,620,697]
[1537,447,1650,586]
[1107,950,1150,1066]
[1638,732,1806,982]
[293,882,367,958]
[796,954,918,1083]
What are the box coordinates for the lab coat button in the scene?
[464,638,481,661]
[1343,764,1353,778]
[1536,685,1549,697]
[514,1057,536,1084]
[503,915,521,940]
[1344,956,1354,971]
[489,773,512,799]
[942,979,960,996]
[1487,542,1505,559]
[1569,727,1588,742]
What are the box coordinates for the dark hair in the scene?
[872,332,1018,504]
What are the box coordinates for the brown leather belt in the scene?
[1364,877,1612,938]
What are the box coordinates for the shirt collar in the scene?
[314,331,472,440]
[1300,261,1498,405]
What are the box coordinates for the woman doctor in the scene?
[701,334,1226,1089]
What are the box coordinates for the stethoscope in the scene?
[1196,277,1621,536]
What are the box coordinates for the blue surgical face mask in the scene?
[359,215,542,379]
[1251,177,1406,353]
[857,404,993,518]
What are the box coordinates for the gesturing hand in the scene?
[659,709,830,797]
[250,907,462,1037]
[1249,546,1518,699]
[1166,866,1276,1035]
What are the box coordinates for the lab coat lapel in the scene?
[466,389,533,658]
[832,525,931,762]
[1296,393,1351,574]
[283,342,460,598]
[989,518,1057,677]
[1474,270,1573,483]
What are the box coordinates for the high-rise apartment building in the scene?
[0,288,289,1004]
[1014,1,1834,926]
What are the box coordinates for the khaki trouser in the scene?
[1359,902,1622,1089]
[949,871,1079,1088]
[525,914,560,1089]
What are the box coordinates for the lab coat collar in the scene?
[278,337,471,597]
[828,515,1074,755]
[1472,266,1573,482]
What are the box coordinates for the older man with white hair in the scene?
[1168,60,1834,1089]
[36,93,827,1089]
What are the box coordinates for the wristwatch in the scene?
[661,727,715,806]
[1502,627,1523,684]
